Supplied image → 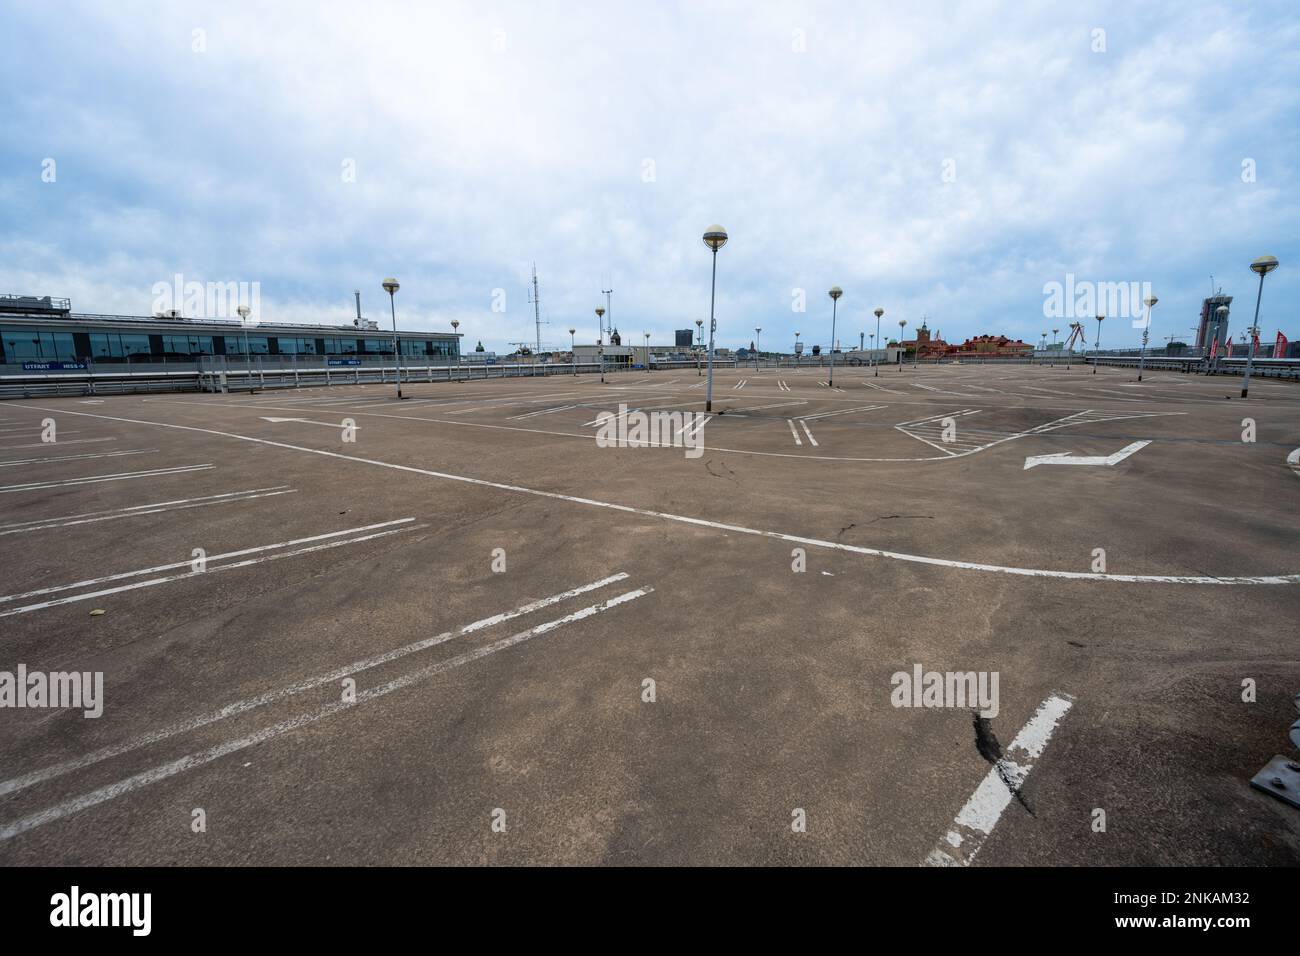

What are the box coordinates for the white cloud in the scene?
[1,0,1295,350]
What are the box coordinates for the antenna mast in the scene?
[528,263,548,357]
[601,281,613,340]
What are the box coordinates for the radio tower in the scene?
[528,264,548,357]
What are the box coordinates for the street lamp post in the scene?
[873,307,884,376]
[1093,314,1103,374]
[1213,305,1228,375]
[1243,255,1279,398]
[644,331,651,373]
[794,331,801,369]
[450,319,460,382]
[898,319,906,371]
[236,304,253,391]
[1138,295,1156,382]
[382,278,403,399]
[695,318,704,376]
[754,326,762,372]
[827,286,842,387]
[703,224,728,412]
[595,308,606,383]
[569,327,577,375]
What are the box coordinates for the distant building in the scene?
[1196,295,1232,351]
[675,329,694,347]
[950,334,1033,356]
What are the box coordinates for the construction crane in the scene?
[1062,321,1087,353]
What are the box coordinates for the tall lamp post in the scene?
[569,327,577,375]
[236,304,253,391]
[794,331,801,369]
[449,319,460,381]
[695,318,704,376]
[754,326,762,372]
[702,224,728,412]
[1138,295,1156,382]
[873,307,884,376]
[898,319,907,371]
[644,331,651,373]
[595,308,606,383]
[1213,305,1228,374]
[1243,255,1279,398]
[1093,314,1103,374]
[382,277,403,399]
[827,286,842,387]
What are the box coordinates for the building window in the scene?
[1,329,78,362]
[226,336,270,355]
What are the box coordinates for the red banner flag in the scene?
[1276,331,1289,358]
[1225,338,1233,357]
[1209,336,1219,360]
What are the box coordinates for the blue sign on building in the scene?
[22,361,89,372]
[327,358,362,367]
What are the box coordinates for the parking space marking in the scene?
[0,448,157,468]
[0,572,631,799]
[796,404,885,422]
[0,486,296,537]
[0,518,417,615]
[798,420,819,446]
[0,437,116,451]
[787,419,802,446]
[507,404,578,420]
[20,405,1300,585]
[925,693,1074,867]
[0,584,653,841]
[0,463,213,495]
[730,400,807,414]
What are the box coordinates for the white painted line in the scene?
[0,585,652,840]
[260,417,357,429]
[0,518,417,606]
[0,523,423,618]
[799,420,819,446]
[0,438,116,451]
[787,419,802,446]
[675,415,711,438]
[507,404,577,420]
[19,405,1300,585]
[0,572,631,798]
[0,464,212,494]
[0,449,157,468]
[1023,440,1151,470]
[0,487,296,537]
[1288,448,1300,478]
[797,404,885,421]
[586,407,640,428]
[731,400,808,413]
[925,693,1074,866]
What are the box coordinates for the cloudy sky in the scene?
[1,1,1296,353]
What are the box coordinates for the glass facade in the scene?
[0,321,457,364]
[2,329,77,361]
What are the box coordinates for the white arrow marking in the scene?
[260,417,358,429]
[1023,440,1150,470]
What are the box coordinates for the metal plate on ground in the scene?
[1249,755,1300,810]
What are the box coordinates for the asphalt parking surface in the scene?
[1,362,1298,865]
